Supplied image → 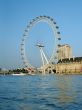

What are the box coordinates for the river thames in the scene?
[0,74,82,110]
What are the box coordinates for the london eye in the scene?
[20,15,61,69]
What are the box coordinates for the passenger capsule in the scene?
[32,19,35,21]
[27,25,30,28]
[23,34,26,36]
[30,21,32,24]
[22,57,24,59]
[22,38,24,41]
[21,43,24,45]
[58,38,61,40]
[40,16,43,18]
[51,18,53,21]
[21,53,24,55]
[25,29,28,32]
[23,62,26,64]
[47,16,50,19]
[57,32,60,34]
[43,15,46,17]
[58,44,61,47]
[56,26,59,29]
[21,48,24,50]
[53,22,56,24]
[36,17,39,19]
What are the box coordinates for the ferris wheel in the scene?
[20,15,61,68]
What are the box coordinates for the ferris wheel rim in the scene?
[20,15,61,68]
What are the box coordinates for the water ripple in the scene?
[0,74,82,110]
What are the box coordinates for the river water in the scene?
[0,74,82,110]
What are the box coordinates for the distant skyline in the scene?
[0,0,82,69]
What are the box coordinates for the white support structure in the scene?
[40,48,49,64]
[36,44,49,74]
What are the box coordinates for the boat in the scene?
[12,72,26,76]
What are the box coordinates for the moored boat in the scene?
[12,72,26,76]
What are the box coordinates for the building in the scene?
[58,44,72,60]
[56,57,82,74]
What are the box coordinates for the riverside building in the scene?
[55,44,82,74]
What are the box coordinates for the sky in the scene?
[0,0,82,69]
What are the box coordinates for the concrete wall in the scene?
[56,62,82,74]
